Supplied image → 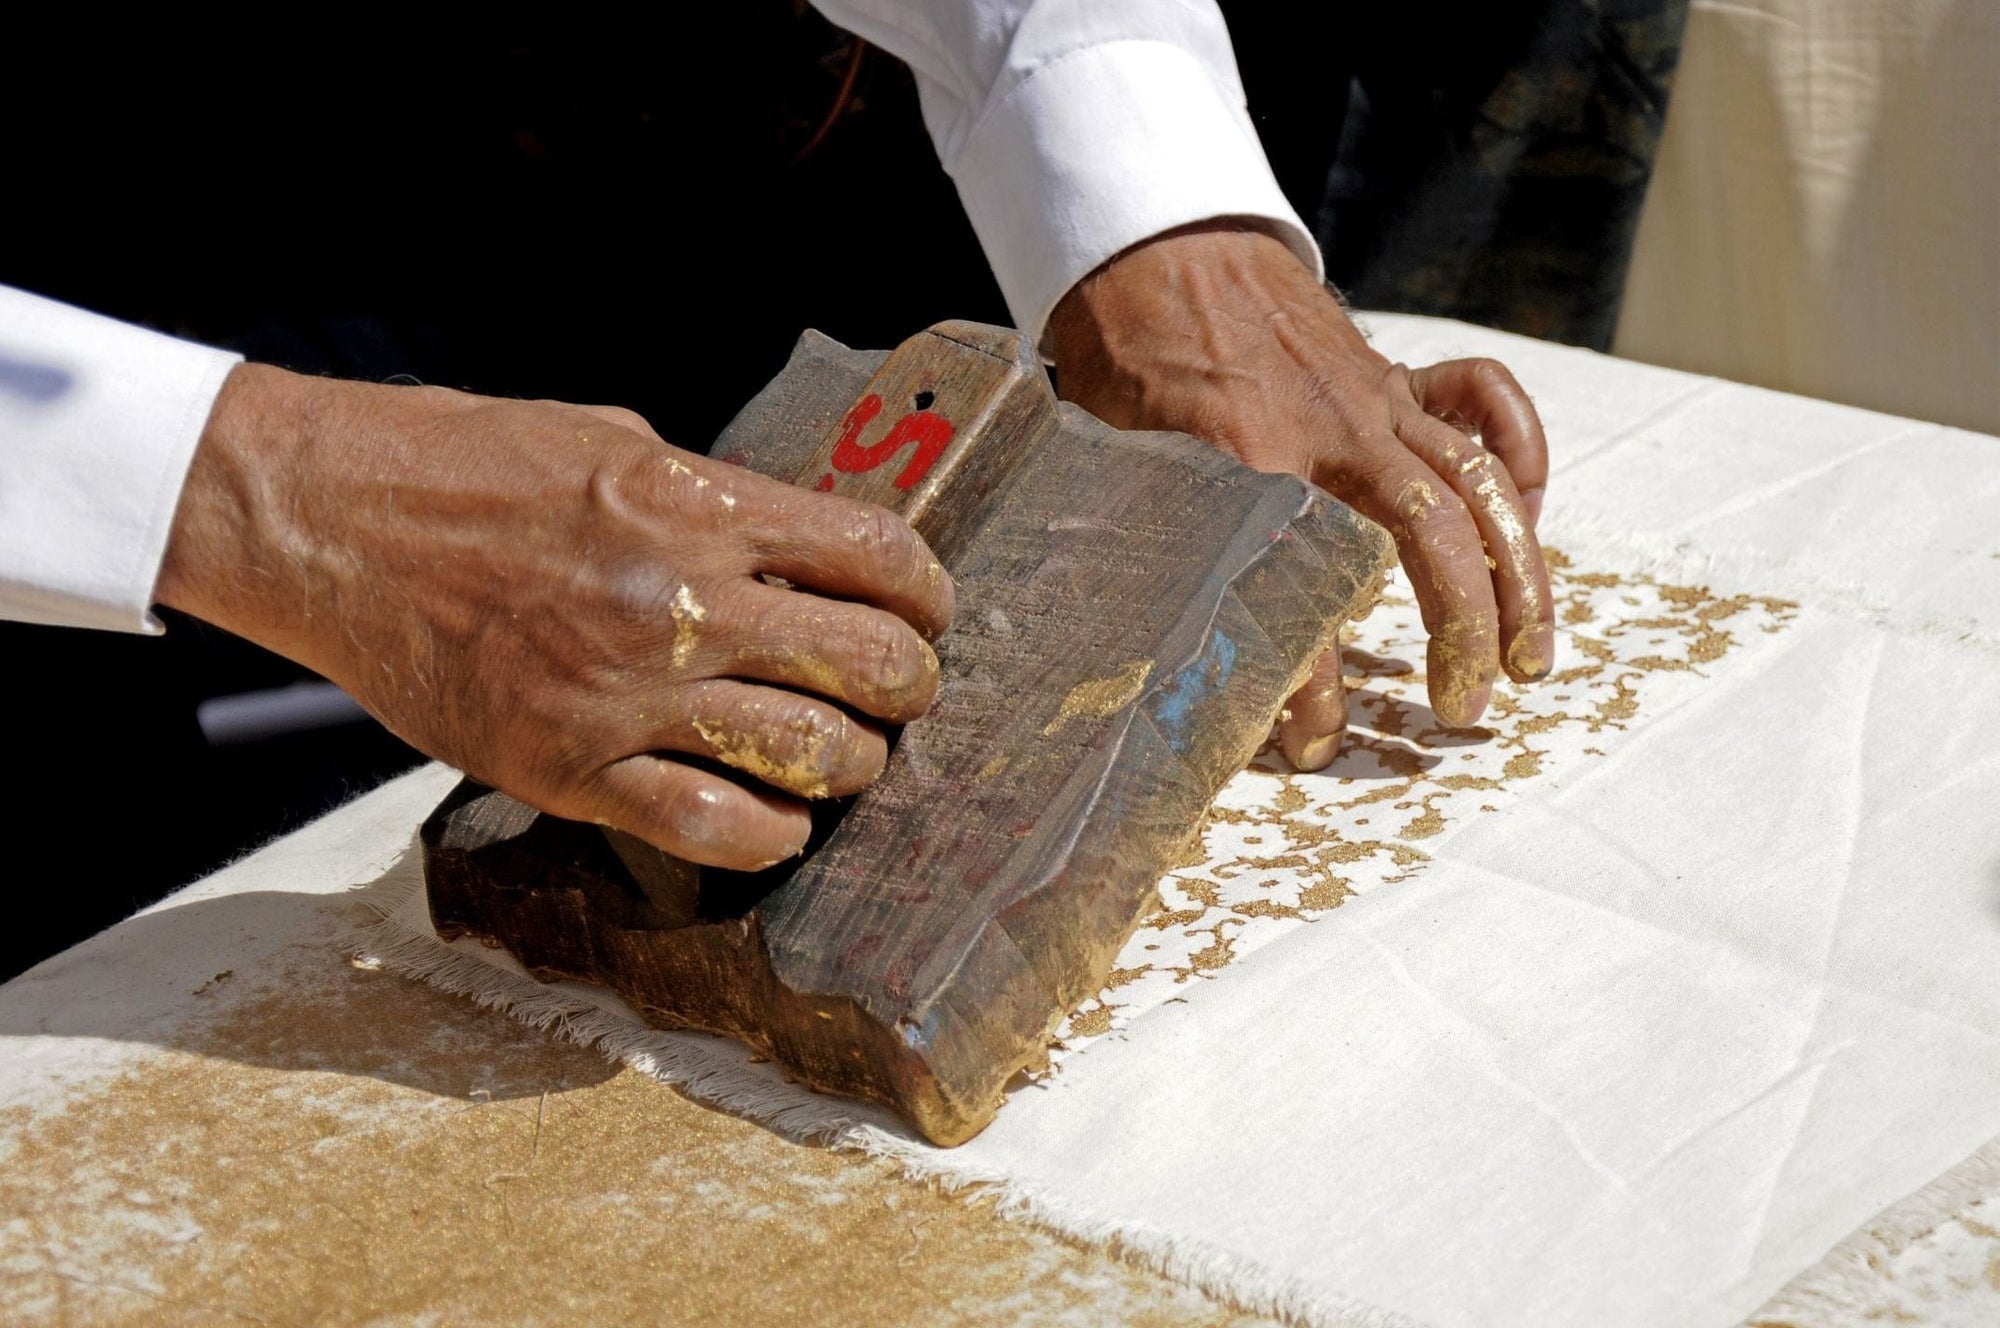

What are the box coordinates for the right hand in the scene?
[1048,223,1553,766]
[157,364,954,871]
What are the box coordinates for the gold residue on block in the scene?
[1042,659,1154,735]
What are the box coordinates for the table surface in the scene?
[5,316,1998,1327]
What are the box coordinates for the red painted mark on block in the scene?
[814,473,835,492]
[830,393,955,490]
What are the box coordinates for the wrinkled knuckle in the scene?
[847,503,920,570]
[833,620,930,711]
[792,702,852,754]
[851,615,924,689]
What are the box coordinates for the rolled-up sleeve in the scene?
[0,285,239,633]
[811,0,1320,350]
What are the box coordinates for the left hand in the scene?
[1049,221,1555,768]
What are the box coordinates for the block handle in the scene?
[788,322,1049,562]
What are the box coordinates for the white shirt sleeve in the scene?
[0,284,240,633]
[809,0,1322,352]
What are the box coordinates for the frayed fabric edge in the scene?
[1747,1131,2000,1322]
[351,853,1422,1328]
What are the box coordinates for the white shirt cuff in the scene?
[937,38,1323,353]
[0,285,240,633]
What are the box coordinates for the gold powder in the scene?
[0,935,1267,1328]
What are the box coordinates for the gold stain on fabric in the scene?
[1055,551,1798,1050]
[0,940,1251,1328]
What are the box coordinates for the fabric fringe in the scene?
[352,852,1421,1328]
[1748,1131,2000,1322]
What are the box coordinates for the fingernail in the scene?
[1522,487,1544,529]
[1295,733,1342,771]
[937,576,957,632]
[1506,629,1555,683]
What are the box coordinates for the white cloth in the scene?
[345,313,1999,1328]
[0,1,1310,636]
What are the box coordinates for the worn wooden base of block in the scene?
[423,322,1391,1144]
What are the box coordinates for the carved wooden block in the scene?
[423,322,1392,1144]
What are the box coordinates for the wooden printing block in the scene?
[422,322,1392,1144]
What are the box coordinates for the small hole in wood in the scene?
[914,391,935,411]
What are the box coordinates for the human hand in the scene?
[1048,221,1553,768]
[157,365,953,870]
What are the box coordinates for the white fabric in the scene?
[346,314,2000,1327]
[0,285,239,632]
[1,0,1312,636]
[1616,0,2000,435]
[811,0,1319,350]
[4,316,1994,1323]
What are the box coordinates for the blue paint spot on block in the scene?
[1154,632,1237,753]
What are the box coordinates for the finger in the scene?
[649,679,887,799]
[1392,398,1556,684]
[1408,358,1549,528]
[750,492,955,640]
[1330,447,1501,726]
[565,754,811,872]
[706,578,942,724]
[1278,643,1347,771]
